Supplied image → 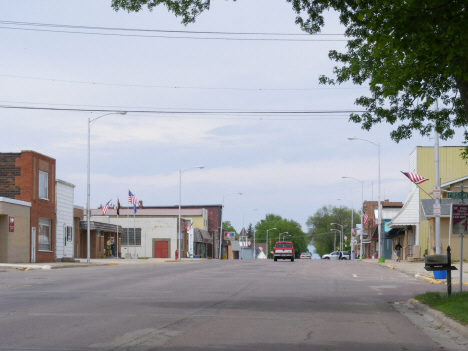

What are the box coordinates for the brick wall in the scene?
[16,151,56,263]
[0,153,21,198]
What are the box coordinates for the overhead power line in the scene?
[0,20,345,36]
[0,20,347,41]
[0,74,365,92]
[0,104,364,116]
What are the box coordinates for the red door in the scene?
[154,241,168,258]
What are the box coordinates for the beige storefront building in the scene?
[0,197,31,263]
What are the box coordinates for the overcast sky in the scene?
[1,1,466,236]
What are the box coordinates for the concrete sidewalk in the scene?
[0,257,202,271]
[361,258,468,287]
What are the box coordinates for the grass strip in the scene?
[415,291,468,325]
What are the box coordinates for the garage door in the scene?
[154,241,168,258]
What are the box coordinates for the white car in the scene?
[322,251,350,260]
[300,252,312,259]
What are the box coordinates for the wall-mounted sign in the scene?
[224,232,235,240]
[450,204,468,236]
[8,216,14,232]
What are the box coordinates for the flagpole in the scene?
[116,197,119,259]
[133,203,136,256]
[127,189,130,256]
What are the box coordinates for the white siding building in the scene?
[55,180,75,259]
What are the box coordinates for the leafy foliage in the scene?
[112,0,468,154]
[247,223,253,239]
[306,205,360,256]
[291,1,468,151]
[254,214,308,258]
[222,221,237,234]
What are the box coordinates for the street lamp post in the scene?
[87,111,126,264]
[178,165,204,261]
[331,223,344,251]
[242,208,257,259]
[349,137,381,259]
[278,232,288,241]
[337,198,353,259]
[283,234,291,241]
[343,176,364,260]
[219,192,242,259]
[331,229,340,250]
[266,228,276,259]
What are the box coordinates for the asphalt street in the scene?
[0,259,461,350]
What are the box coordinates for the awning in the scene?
[421,198,463,218]
[79,221,123,233]
[231,240,241,251]
[383,227,405,239]
[388,187,419,228]
[200,229,212,243]
[194,228,213,243]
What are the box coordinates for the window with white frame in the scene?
[63,225,73,246]
[39,171,48,199]
[67,226,73,242]
[121,228,141,246]
[38,218,51,251]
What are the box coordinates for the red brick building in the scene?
[0,151,56,262]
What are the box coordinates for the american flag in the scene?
[186,222,192,231]
[401,171,429,184]
[102,200,111,215]
[128,190,140,206]
[362,210,369,225]
[344,235,348,242]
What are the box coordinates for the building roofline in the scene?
[0,197,32,207]
[20,150,56,160]
[56,179,76,188]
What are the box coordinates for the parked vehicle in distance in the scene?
[272,241,295,262]
[321,251,350,260]
[300,252,312,259]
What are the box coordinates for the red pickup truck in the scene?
[272,241,295,262]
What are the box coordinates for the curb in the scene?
[407,298,468,338]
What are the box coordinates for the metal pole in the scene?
[253,226,256,259]
[127,191,129,255]
[266,228,276,259]
[116,209,119,258]
[461,235,464,293]
[435,101,441,254]
[86,118,91,263]
[133,206,136,256]
[87,112,126,263]
[178,170,181,261]
[219,198,224,259]
[361,182,363,259]
[378,142,382,259]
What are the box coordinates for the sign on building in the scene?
[224,232,235,240]
[450,204,468,236]
[8,216,14,232]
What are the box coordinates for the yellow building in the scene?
[389,146,468,259]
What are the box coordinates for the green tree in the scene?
[306,205,360,256]
[246,223,253,239]
[254,214,307,258]
[112,1,468,154]
[222,221,237,234]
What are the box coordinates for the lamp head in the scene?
[348,137,356,140]
[119,112,127,115]
[199,165,205,169]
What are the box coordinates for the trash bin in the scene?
[433,270,447,279]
